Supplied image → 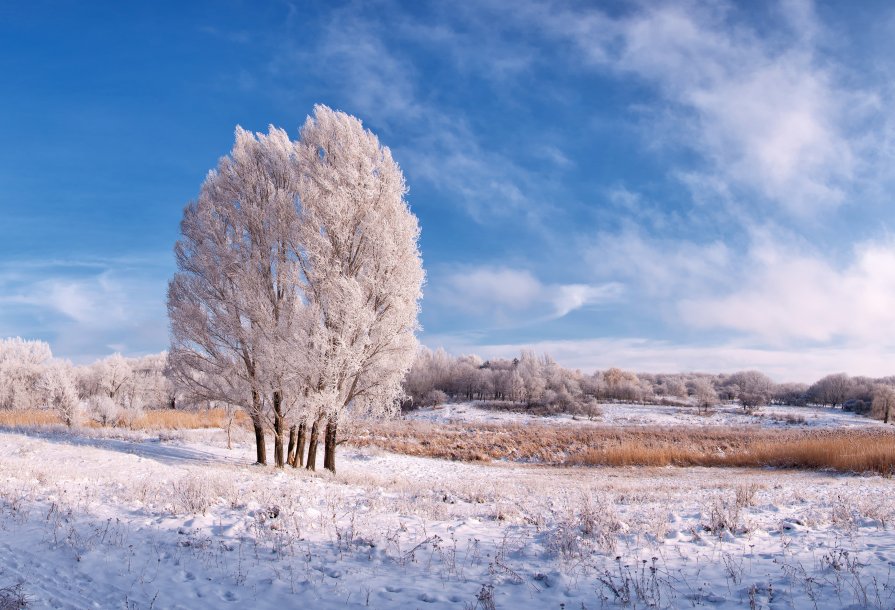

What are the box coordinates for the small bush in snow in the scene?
[117,397,145,428]
[0,580,28,610]
[419,390,448,407]
[88,395,120,427]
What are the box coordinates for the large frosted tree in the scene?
[291,106,424,473]
[167,105,424,472]
[168,125,304,466]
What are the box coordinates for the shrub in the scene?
[88,395,119,427]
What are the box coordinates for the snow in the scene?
[2,425,895,609]
[407,400,885,429]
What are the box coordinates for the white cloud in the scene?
[679,239,895,344]
[313,12,422,124]
[516,0,877,216]
[588,230,732,298]
[438,266,621,321]
[443,267,542,311]
[551,284,621,318]
[0,260,168,361]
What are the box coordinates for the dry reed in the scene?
[0,408,250,430]
[350,420,895,475]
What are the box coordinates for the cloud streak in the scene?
[437,265,622,322]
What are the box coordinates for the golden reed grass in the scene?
[0,408,250,430]
[349,420,895,475]
[129,409,250,430]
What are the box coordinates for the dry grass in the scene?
[0,409,62,427]
[349,420,895,475]
[0,408,250,430]
[130,409,250,430]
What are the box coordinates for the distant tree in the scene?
[772,382,809,406]
[89,395,119,427]
[807,373,852,406]
[872,384,895,424]
[93,354,133,403]
[728,370,774,410]
[664,376,688,399]
[691,378,718,413]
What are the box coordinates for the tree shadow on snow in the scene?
[1,427,247,467]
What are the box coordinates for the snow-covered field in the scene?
[2,425,895,609]
[408,401,885,429]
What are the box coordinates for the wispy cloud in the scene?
[436,265,622,322]
[0,259,168,362]
[503,0,880,217]
[295,6,553,224]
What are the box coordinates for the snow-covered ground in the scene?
[408,401,885,429]
[1,426,895,609]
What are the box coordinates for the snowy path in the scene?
[1,428,895,609]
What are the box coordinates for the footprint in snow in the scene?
[417,592,444,603]
[385,585,402,593]
[222,591,237,602]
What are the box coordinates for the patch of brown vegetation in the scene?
[130,408,250,430]
[0,409,63,427]
[349,420,895,475]
[0,408,250,430]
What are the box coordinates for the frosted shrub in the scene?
[117,397,145,428]
[421,390,448,407]
[572,397,602,420]
[549,496,621,559]
[88,395,119,427]
[39,361,82,427]
[170,473,232,515]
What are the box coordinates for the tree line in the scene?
[3,339,894,447]
[403,347,895,422]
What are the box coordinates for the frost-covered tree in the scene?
[0,337,53,409]
[291,106,424,473]
[807,373,852,406]
[691,378,718,413]
[91,354,134,403]
[39,360,81,427]
[168,107,423,472]
[728,370,774,410]
[872,384,895,424]
[168,125,304,466]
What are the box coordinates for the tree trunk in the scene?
[287,425,297,466]
[324,416,337,474]
[273,391,285,468]
[306,419,320,471]
[252,419,267,465]
[251,391,267,465]
[294,422,306,468]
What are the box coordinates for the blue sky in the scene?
[2,0,895,381]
